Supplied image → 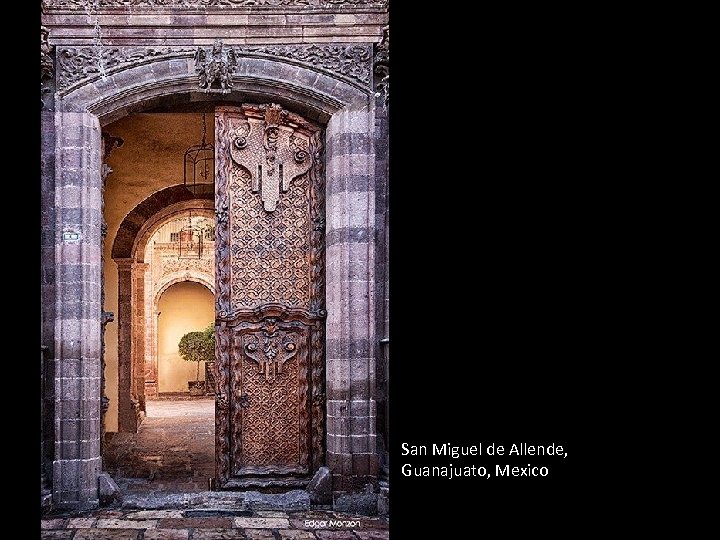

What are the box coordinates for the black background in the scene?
[388,5,587,534]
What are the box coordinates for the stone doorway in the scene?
[49,49,379,506]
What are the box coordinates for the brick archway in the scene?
[112,186,213,260]
[112,193,213,431]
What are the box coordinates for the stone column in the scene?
[115,258,138,433]
[144,267,158,399]
[373,90,390,479]
[133,262,148,415]
[52,111,103,510]
[41,25,57,503]
[325,99,378,491]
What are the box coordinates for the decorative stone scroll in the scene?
[56,47,188,91]
[238,44,372,88]
[56,43,373,93]
[41,27,53,82]
[41,26,54,108]
[374,25,389,105]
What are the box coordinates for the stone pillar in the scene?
[325,99,378,491]
[145,286,158,399]
[52,111,102,510]
[373,88,390,478]
[133,263,148,415]
[115,258,138,433]
[41,26,57,500]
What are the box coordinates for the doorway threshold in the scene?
[120,489,311,512]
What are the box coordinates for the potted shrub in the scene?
[178,323,215,396]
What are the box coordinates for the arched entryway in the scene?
[156,281,214,394]
[104,278,216,494]
[50,51,379,507]
[111,184,215,433]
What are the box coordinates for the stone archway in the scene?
[52,51,377,507]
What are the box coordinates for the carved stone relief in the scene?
[41,26,54,109]
[238,44,373,87]
[160,254,213,277]
[56,43,372,92]
[195,40,237,93]
[373,25,389,105]
[57,47,186,90]
[41,26,54,82]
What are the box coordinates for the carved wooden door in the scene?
[214,104,326,488]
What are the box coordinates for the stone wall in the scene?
[373,92,389,478]
[42,1,388,46]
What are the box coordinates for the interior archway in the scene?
[157,281,214,394]
[102,112,219,493]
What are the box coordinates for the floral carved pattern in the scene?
[56,46,189,91]
[215,105,325,487]
[373,25,389,105]
[238,44,372,88]
[55,43,372,94]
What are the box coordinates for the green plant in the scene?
[178,323,215,382]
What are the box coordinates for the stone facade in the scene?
[41,2,389,511]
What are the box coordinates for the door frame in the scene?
[50,52,379,506]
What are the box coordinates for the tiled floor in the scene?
[41,509,389,539]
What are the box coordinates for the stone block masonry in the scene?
[53,112,104,510]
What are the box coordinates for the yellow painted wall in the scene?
[157,281,214,393]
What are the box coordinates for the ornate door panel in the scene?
[214,104,326,488]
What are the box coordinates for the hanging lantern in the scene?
[184,113,214,196]
[177,212,203,259]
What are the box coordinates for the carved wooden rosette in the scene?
[242,318,299,383]
[215,104,325,488]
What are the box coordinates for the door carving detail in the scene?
[214,104,325,488]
